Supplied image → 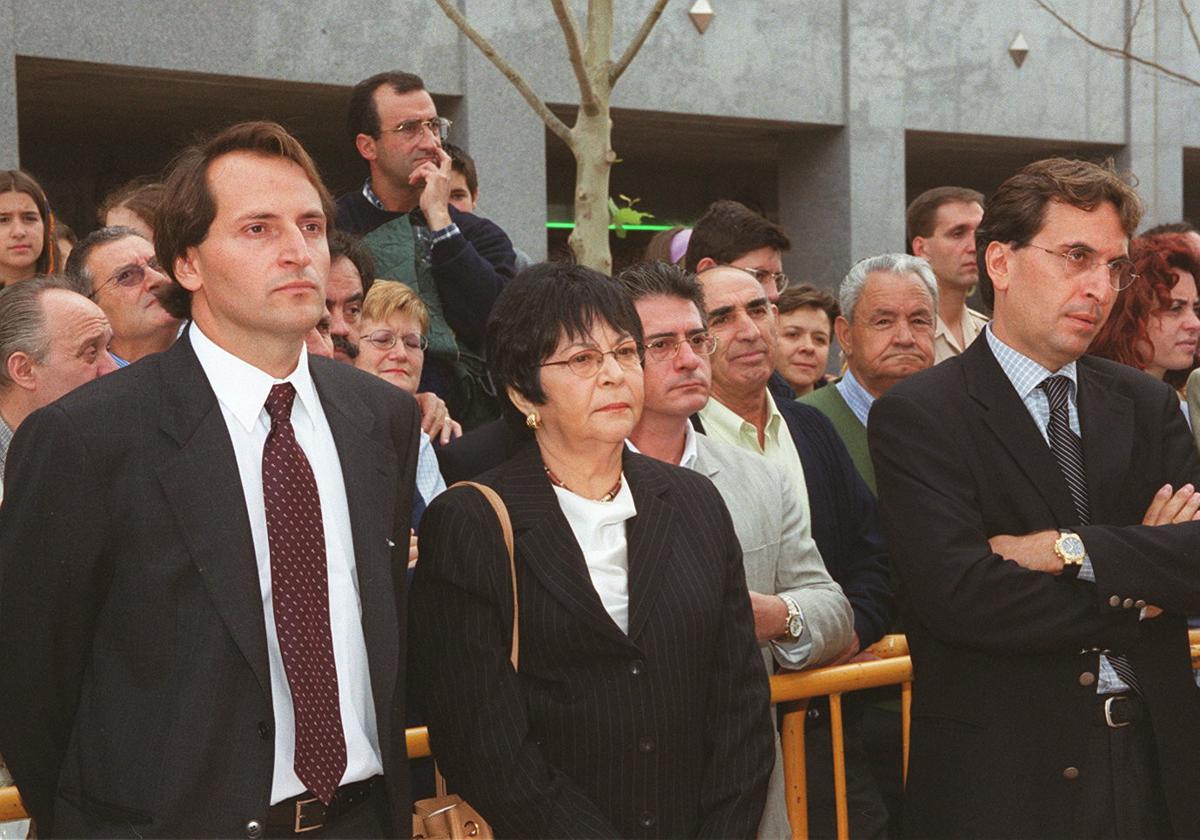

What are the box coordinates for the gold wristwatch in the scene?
[1054,530,1086,576]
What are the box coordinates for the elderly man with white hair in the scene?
[800,253,938,494]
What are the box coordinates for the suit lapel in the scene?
[154,334,271,702]
[691,436,721,481]
[961,338,1078,525]
[624,452,676,641]
[310,359,402,714]
[1076,358,1133,523]
[501,446,634,647]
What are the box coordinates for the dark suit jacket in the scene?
[0,334,421,837]
[870,337,1200,838]
[409,446,774,839]
[436,416,534,485]
[694,400,893,646]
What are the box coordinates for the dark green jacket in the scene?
[799,383,875,495]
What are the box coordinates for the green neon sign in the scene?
[546,221,675,232]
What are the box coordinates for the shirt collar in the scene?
[189,324,320,435]
[701,390,784,442]
[935,306,986,352]
[679,421,699,469]
[362,178,386,211]
[835,369,875,427]
[984,323,1078,403]
[0,413,12,470]
[624,422,699,469]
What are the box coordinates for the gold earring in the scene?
[526,411,541,430]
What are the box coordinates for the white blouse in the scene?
[552,476,637,634]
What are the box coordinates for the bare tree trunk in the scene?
[569,106,615,274]
[568,0,615,274]
[434,0,669,272]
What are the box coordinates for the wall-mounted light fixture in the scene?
[1009,33,1030,68]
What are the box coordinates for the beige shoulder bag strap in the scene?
[450,481,518,670]
[426,482,518,805]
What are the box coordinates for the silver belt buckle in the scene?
[1104,695,1132,728]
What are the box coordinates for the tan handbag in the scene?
[412,481,517,840]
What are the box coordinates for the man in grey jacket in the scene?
[620,261,853,839]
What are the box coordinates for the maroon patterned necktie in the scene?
[262,382,347,804]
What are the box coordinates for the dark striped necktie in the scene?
[1039,375,1141,695]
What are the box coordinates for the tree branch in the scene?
[1180,0,1200,58]
[550,0,599,113]
[432,0,574,146]
[1035,0,1199,86]
[611,0,670,86]
[1124,0,1145,54]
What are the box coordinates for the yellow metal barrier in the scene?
[0,785,23,823]
[3,630,1199,836]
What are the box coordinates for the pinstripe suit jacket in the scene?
[409,445,775,839]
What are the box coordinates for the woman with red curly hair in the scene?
[1089,232,1200,396]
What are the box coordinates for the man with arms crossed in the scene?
[0,122,421,837]
[871,158,1200,837]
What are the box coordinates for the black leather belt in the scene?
[1094,693,1146,729]
[266,776,378,835]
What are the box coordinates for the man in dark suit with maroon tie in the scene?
[0,122,421,837]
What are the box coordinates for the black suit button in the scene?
[1122,598,1134,609]
[1108,596,1122,607]
[1078,672,1096,687]
[1062,766,1080,780]
[245,819,264,838]
[629,660,644,676]
[258,721,271,740]
[1135,600,1147,609]
[638,736,655,753]
[639,812,656,829]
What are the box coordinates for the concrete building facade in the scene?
[2,0,1198,287]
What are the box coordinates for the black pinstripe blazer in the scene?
[409,445,774,839]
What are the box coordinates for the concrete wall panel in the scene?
[12,0,462,92]
[0,0,16,170]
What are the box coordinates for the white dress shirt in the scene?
[416,430,447,504]
[190,325,383,803]
[553,477,637,634]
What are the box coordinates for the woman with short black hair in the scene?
[409,262,774,839]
